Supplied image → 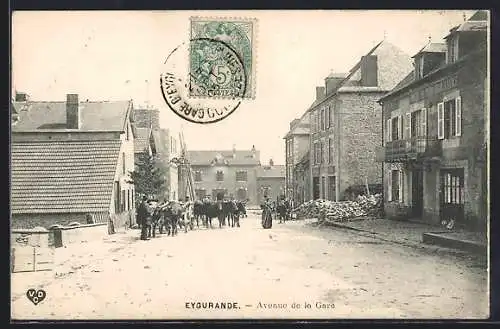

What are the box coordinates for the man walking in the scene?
[137,195,151,240]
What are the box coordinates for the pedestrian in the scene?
[261,196,273,229]
[137,196,151,240]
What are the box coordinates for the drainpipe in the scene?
[378,99,385,216]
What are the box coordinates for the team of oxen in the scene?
[146,198,248,238]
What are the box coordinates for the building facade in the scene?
[131,107,180,201]
[256,160,286,204]
[284,113,310,204]
[11,94,136,231]
[293,151,311,205]
[308,40,414,201]
[377,11,488,233]
[188,146,261,205]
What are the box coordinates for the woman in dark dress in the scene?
[261,196,273,229]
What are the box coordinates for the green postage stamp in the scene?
[189,17,257,99]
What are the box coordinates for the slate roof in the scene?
[188,150,260,166]
[152,129,170,155]
[12,100,131,132]
[412,42,447,57]
[306,39,412,112]
[11,139,122,214]
[134,127,152,154]
[256,165,285,178]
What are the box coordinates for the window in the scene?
[122,152,126,175]
[236,171,248,181]
[448,36,459,64]
[237,188,247,200]
[387,169,404,202]
[216,170,224,181]
[328,138,334,163]
[416,55,425,79]
[320,141,324,164]
[387,116,402,142]
[411,108,427,138]
[313,142,318,164]
[194,171,202,182]
[195,189,206,200]
[325,106,330,129]
[442,170,464,205]
[121,189,126,212]
[438,97,461,140]
[329,105,334,128]
[320,108,325,130]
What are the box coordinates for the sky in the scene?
[11,10,477,165]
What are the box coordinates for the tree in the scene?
[127,149,166,203]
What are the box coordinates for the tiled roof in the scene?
[188,150,260,166]
[256,165,285,178]
[12,100,131,132]
[134,127,152,154]
[11,139,122,214]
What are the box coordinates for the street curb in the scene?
[313,220,487,263]
[422,232,487,255]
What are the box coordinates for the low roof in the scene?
[12,100,131,132]
[11,139,122,214]
[188,150,260,166]
[256,165,285,178]
[411,42,447,58]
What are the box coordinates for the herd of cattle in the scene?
[145,198,248,238]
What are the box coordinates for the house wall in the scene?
[191,165,259,205]
[256,177,286,204]
[338,92,384,199]
[382,52,487,231]
[110,115,136,231]
[11,212,109,229]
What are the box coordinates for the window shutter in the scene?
[437,102,444,139]
[326,107,330,129]
[406,112,411,139]
[421,108,427,137]
[398,116,403,140]
[398,170,404,203]
[455,96,462,136]
[387,119,392,142]
[387,170,392,202]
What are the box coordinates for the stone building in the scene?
[283,112,310,204]
[11,94,136,231]
[131,107,180,201]
[293,151,311,206]
[256,159,286,204]
[376,11,488,233]
[188,146,261,205]
[308,39,413,201]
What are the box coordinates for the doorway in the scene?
[411,169,424,217]
[439,168,465,225]
[313,177,320,200]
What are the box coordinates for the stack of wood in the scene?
[294,193,382,222]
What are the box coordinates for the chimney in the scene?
[325,72,346,96]
[289,118,300,130]
[232,144,236,158]
[66,94,80,129]
[269,158,274,166]
[316,86,325,101]
[360,55,378,87]
[251,145,256,158]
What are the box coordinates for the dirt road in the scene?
[11,213,488,320]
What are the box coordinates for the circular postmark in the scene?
[160,38,247,124]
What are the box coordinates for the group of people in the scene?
[260,196,294,229]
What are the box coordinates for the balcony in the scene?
[377,137,442,163]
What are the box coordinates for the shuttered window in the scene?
[387,118,392,142]
[455,97,462,137]
[388,170,404,203]
[437,102,444,139]
[405,112,411,139]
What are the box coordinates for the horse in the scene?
[224,200,240,228]
[193,200,205,228]
[162,201,185,236]
[276,199,288,223]
[202,199,220,229]
[237,200,247,218]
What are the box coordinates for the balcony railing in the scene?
[383,137,442,162]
